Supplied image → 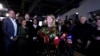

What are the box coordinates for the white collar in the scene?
[9,17,16,21]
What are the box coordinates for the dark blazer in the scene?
[2,17,18,48]
[29,25,41,40]
[18,26,29,39]
[56,25,69,33]
[17,26,29,45]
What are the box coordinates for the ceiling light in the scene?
[6,13,9,17]
[76,12,79,15]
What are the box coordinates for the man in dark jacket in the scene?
[73,16,93,54]
[2,10,18,56]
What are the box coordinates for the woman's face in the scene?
[22,20,26,26]
[25,14,30,20]
[96,20,100,27]
[47,16,53,24]
[33,19,37,25]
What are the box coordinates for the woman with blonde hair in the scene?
[38,14,59,55]
[46,14,56,28]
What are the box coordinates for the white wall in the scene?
[60,0,100,21]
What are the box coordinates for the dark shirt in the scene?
[73,22,93,46]
[91,27,100,47]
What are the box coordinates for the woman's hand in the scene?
[85,40,91,49]
[77,39,83,44]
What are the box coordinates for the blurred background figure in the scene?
[17,19,29,56]
[29,18,41,55]
[87,18,100,56]
[56,19,64,35]
[16,12,20,19]
[24,13,32,28]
